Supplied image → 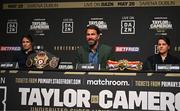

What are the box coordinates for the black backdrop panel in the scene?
[0,1,180,64]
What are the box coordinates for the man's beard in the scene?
[88,40,97,46]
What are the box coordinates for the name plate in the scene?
[0,62,17,69]
[155,64,180,71]
[58,62,74,70]
[76,64,100,70]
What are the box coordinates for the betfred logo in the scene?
[115,46,139,53]
[0,46,21,51]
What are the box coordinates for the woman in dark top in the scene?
[143,36,180,71]
[16,34,36,68]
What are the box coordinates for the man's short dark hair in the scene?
[20,34,33,44]
[85,25,102,35]
[157,36,170,46]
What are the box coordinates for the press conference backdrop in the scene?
[1,1,180,111]
[0,0,180,65]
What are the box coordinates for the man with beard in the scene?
[143,36,180,71]
[75,25,115,70]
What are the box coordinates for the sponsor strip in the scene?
[147,73,154,76]
[3,0,180,10]
[28,71,44,74]
[0,70,6,74]
[114,73,136,76]
[64,72,86,75]
[165,73,180,77]
[88,72,136,76]
[9,70,18,74]
[88,72,115,75]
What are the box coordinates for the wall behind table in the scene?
[0,1,180,64]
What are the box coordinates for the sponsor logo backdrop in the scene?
[0,0,180,64]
